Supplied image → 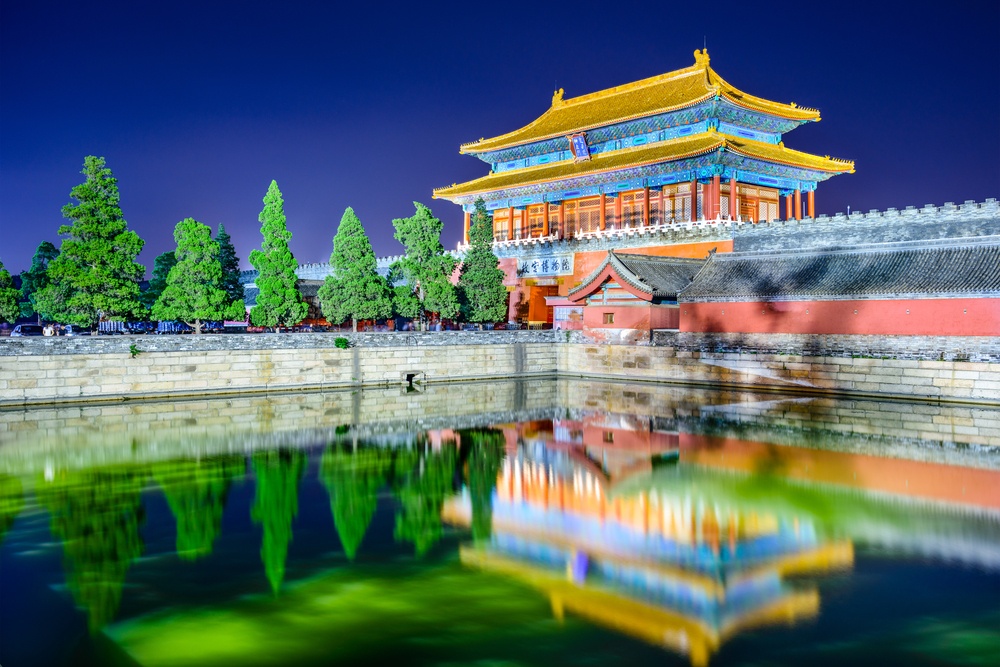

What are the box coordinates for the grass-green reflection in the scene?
[392,440,457,557]
[0,474,24,546]
[153,457,244,561]
[36,467,146,632]
[318,444,391,560]
[250,450,306,594]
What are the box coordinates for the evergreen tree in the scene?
[248,181,308,327]
[390,202,460,325]
[215,224,245,304]
[0,261,19,324]
[18,240,59,321]
[458,199,508,324]
[140,251,176,310]
[251,450,305,594]
[35,156,146,327]
[152,219,245,333]
[317,208,392,331]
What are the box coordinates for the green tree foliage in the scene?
[215,223,245,304]
[317,208,393,331]
[319,444,392,560]
[36,467,146,632]
[18,240,59,321]
[0,475,24,546]
[152,457,244,561]
[0,260,20,324]
[35,156,146,327]
[458,199,508,324]
[393,442,457,557]
[140,251,176,310]
[461,429,506,541]
[390,202,459,323]
[152,218,245,333]
[248,181,308,327]
[251,450,305,594]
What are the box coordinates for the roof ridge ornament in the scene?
[552,88,565,107]
[694,48,710,67]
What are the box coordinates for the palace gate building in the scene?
[433,49,854,325]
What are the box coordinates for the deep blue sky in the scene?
[2,1,998,275]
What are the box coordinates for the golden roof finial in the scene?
[693,48,710,67]
[790,102,797,108]
[552,88,565,106]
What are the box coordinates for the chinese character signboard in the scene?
[518,253,574,278]
[568,133,590,161]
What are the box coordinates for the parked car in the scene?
[127,321,155,335]
[156,321,193,334]
[97,321,127,335]
[62,325,90,336]
[10,324,44,337]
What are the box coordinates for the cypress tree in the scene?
[248,181,308,327]
[19,240,59,321]
[215,223,245,303]
[140,251,176,310]
[458,198,508,324]
[35,156,146,327]
[390,202,459,325]
[317,207,392,331]
[0,261,20,324]
[152,218,244,333]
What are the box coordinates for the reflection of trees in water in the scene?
[250,450,305,594]
[460,430,506,542]
[36,467,146,632]
[152,457,245,561]
[0,474,24,546]
[319,445,392,560]
[393,441,458,557]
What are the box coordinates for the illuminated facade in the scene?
[434,50,853,324]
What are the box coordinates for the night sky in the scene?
[2,1,998,276]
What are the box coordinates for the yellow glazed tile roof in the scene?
[461,50,820,154]
[436,134,723,199]
[434,132,852,200]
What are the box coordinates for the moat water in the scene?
[1,380,998,667]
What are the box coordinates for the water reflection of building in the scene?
[443,420,852,666]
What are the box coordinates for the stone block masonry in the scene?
[1,330,998,406]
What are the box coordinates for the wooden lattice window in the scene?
[493,210,510,241]
[620,190,645,228]
[527,205,546,238]
[577,197,601,233]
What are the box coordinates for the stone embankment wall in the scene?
[1,330,998,406]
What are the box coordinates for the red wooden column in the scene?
[658,187,665,224]
[784,193,793,221]
[463,211,471,245]
[711,174,721,220]
[599,193,607,230]
[508,206,515,239]
[542,203,550,237]
[643,186,651,226]
[807,190,815,218]
[615,194,623,227]
[794,189,802,221]
[729,175,738,219]
[690,179,698,221]
[558,201,565,239]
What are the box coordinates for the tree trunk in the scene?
[352,317,357,333]
[193,319,202,335]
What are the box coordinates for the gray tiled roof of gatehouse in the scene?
[569,250,706,302]
[678,236,1000,303]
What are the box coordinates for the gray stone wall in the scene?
[734,199,1000,252]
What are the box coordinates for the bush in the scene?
[334,337,350,349]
